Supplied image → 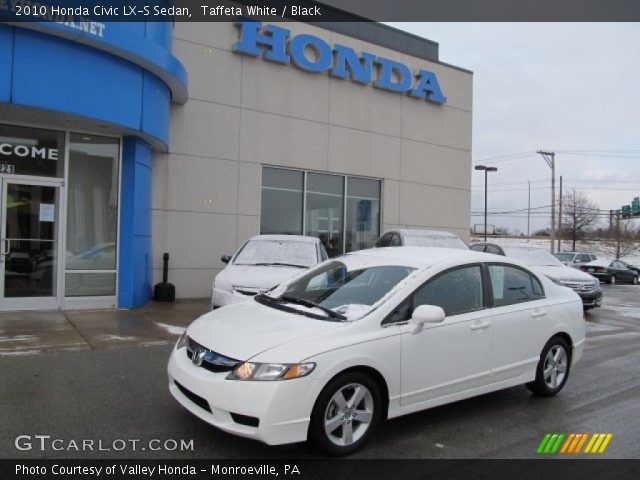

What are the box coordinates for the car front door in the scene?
[487,264,550,382]
[397,264,492,407]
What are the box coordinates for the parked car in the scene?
[169,247,585,455]
[470,243,603,309]
[579,259,639,285]
[211,235,328,309]
[553,252,598,268]
[375,229,467,249]
[617,260,640,276]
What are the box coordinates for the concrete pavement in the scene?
[0,299,209,355]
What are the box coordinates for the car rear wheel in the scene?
[309,372,382,456]
[609,275,616,285]
[527,337,571,397]
[633,276,638,285]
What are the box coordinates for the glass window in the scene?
[65,134,119,297]
[268,260,414,320]
[306,173,344,258]
[345,177,380,253]
[0,124,64,177]
[414,266,484,316]
[489,265,544,307]
[259,168,381,257]
[233,239,318,267]
[261,167,303,235]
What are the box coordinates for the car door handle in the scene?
[531,309,547,318]
[469,321,490,331]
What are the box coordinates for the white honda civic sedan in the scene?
[168,247,585,455]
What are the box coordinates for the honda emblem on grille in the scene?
[193,349,207,366]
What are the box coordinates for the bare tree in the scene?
[562,189,599,251]
[616,219,640,259]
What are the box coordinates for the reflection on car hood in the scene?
[215,264,305,291]
[533,265,596,282]
[186,301,342,360]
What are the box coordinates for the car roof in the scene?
[247,234,319,243]
[345,246,504,269]
[387,229,460,238]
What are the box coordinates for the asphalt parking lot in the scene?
[1,285,639,459]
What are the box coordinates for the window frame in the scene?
[484,262,546,308]
[381,262,490,326]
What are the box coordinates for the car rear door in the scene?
[487,263,550,382]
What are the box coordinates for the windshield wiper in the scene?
[280,295,347,320]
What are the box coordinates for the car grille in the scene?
[560,281,596,293]
[185,337,240,373]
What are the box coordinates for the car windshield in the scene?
[404,235,467,249]
[262,260,416,321]
[503,247,564,267]
[233,239,316,267]
[554,253,575,262]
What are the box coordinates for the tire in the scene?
[527,336,571,397]
[633,276,638,285]
[309,371,382,456]
[610,275,616,285]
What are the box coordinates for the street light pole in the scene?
[475,165,498,242]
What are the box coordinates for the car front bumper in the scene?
[167,344,318,445]
[575,288,603,307]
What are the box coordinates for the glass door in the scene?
[0,179,62,310]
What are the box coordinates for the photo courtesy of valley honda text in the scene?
[0,9,472,312]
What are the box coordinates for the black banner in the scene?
[1,0,640,22]
[2,460,640,480]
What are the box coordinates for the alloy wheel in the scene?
[324,383,374,446]
[543,345,568,389]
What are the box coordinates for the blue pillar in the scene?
[119,137,153,308]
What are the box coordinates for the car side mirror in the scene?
[409,305,445,334]
[221,255,231,264]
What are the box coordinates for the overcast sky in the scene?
[387,23,640,234]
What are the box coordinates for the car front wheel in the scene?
[633,276,639,285]
[610,275,616,285]
[309,372,382,456]
[527,337,571,397]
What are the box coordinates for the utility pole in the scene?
[527,180,531,237]
[537,150,556,253]
[557,175,563,252]
[609,210,614,238]
[615,209,621,259]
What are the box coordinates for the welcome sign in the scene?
[233,20,447,105]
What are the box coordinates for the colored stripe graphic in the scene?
[540,433,613,454]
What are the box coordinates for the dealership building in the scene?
[0,12,472,311]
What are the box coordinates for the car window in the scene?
[413,266,484,317]
[577,254,591,263]
[390,233,402,247]
[489,265,544,307]
[612,261,624,269]
[487,245,504,255]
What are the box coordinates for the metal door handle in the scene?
[531,309,547,318]
[470,321,490,331]
[1,238,9,256]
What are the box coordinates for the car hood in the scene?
[186,300,343,360]
[533,265,596,282]
[214,264,307,292]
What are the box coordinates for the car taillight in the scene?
[597,267,608,273]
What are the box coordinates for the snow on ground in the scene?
[470,237,640,265]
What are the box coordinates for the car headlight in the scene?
[227,361,315,381]
[176,331,189,349]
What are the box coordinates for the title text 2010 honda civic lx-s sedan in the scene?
[168,247,585,455]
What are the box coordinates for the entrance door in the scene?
[0,179,62,310]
